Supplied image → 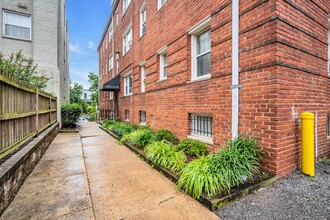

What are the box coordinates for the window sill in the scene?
[124,94,132,97]
[157,78,167,82]
[139,122,146,126]
[187,135,213,145]
[125,119,129,122]
[187,74,211,84]
[2,35,32,42]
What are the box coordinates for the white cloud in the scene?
[87,41,95,50]
[69,43,85,54]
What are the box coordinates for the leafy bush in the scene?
[61,103,82,128]
[156,129,179,144]
[102,120,116,128]
[106,121,137,136]
[176,139,208,157]
[178,136,262,199]
[119,128,157,148]
[144,141,186,174]
[0,51,49,89]
[177,155,222,199]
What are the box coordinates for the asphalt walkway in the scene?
[2,121,219,219]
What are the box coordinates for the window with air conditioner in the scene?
[3,11,31,40]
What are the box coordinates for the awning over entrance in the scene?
[100,75,120,91]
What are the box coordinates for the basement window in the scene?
[125,110,129,121]
[327,114,330,139]
[140,111,146,124]
[188,114,213,144]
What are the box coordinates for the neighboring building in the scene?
[98,0,330,177]
[0,0,70,124]
[81,89,93,106]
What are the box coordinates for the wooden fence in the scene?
[0,70,57,159]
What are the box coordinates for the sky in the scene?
[67,0,111,89]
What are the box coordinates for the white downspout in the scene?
[232,0,241,138]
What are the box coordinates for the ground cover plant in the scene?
[176,139,208,157]
[144,141,186,175]
[156,129,179,144]
[102,120,138,136]
[178,136,262,199]
[119,128,157,148]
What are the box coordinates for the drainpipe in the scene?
[231,0,241,138]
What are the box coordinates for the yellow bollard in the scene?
[301,112,314,177]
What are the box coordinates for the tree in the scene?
[70,82,83,104]
[0,50,49,89]
[88,72,99,106]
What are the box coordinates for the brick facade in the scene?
[98,0,330,176]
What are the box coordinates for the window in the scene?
[84,93,87,99]
[109,110,114,120]
[109,22,113,41]
[140,3,146,37]
[328,16,330,76]
[189,17,211,80]
[189,114,213,142]
[110,91,114,100]
[109,54,114,70]
[158,47,168,80]
[140,111,146,124]
[140,65,146,93]
[123,0,131,15]
[327,114,330,138]
[116,11,119,26]
[158,0,167,10]
[124,72,132,96]
[125,110,129,121]
[3,11,31,40]
[123,27,132,55]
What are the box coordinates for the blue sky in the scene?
[67,0,111,89]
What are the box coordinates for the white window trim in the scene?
[157,0,167,10]
[139,111,147,125]
[140,62,146,93]
[140,2,147,37]
[122,25,132,55]
[108,21,113,41]
[189,16,211,81]
[124,71,133,96]
[157,47,168,81]
[109,54,114,70]
[122,0,132,16]
[3,10,32,41]
[110,91,114,100]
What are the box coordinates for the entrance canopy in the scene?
[100,75,120,91]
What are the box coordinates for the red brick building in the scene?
[98,0,330,176]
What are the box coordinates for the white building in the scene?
[0,0,70,124]
[81,89,92,106]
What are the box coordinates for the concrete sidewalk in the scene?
[1,121,219,219]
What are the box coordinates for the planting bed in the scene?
[99,125,276,211]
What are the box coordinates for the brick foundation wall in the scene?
[98,0,330,176]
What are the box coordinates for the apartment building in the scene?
[0,0,70,124]
[98,0,330,176]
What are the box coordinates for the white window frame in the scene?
[157,47,167,80]
[3,10,32,40]
[116,10,119,26]
[140,62,146,93]
[140,111,146,125]
[122,26,132,55]
[140,2,146,37]
[110,91,114,100]
[124,71,132,96]
[108,21,113,41]
[122,0,132,15]
[157,0,167,10]
[189,16,211,81]
[109,54,114,70]
[188,114,213,145]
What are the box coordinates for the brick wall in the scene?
[98,0,330,176]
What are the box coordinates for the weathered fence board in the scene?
[0,70,57,159]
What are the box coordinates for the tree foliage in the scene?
[70,82,83,104]
[88,72,99,106]
[0,50,49,89]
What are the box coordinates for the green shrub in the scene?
[144,141,186,174]
[176,139,208,157]
[106,121,137,136]
[178,136,262,199]
[102,120,116,128]
[156,129,179,144]
[61,103,82,128]
[119,128,157,148]
[208,136,262,191]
